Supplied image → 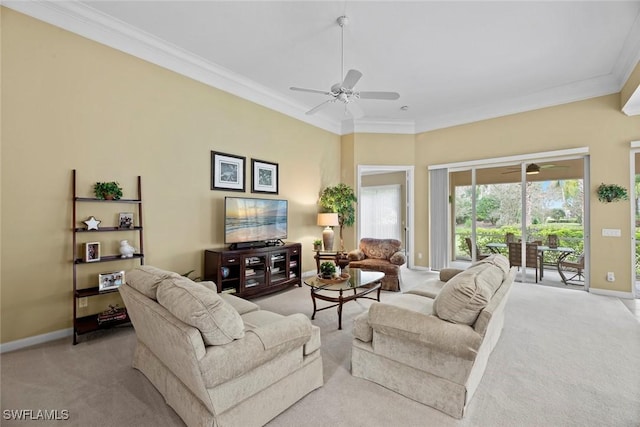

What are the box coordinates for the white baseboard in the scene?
[589,288,635,299]
[410,266,432,271]
[0,328,72,354]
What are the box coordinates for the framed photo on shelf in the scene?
[251,159,278,194]
[83,242,101,262]
[118,212,134,229]
[98,270,125,292]
[211,151,246,191]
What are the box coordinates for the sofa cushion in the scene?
[125,265,181,300]
[157,276,244,345]
[433,263,503,325]
[360,238,402,260]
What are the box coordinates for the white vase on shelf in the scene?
[119,240,135,258]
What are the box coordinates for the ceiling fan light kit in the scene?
[289,15,400,118]
[526,164,540,175]
[502,162,569,175]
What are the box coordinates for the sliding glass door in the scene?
[448,157,586,287]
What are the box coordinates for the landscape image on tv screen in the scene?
[225,197,288,244]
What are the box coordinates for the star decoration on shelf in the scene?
[84,216,101,230]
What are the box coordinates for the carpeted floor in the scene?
[1,268,639,426]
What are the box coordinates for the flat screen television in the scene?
[224,196,288,248]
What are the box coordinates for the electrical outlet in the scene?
[418,252,423,259]
[79,297,88,308]
[606,272,615,282]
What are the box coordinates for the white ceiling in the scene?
[7,1,640,135]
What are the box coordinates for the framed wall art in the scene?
[83,242,101,262]
[118,212,134,229]
[98,270,125,292]
[251,159,279,194]
[211,151,246,192]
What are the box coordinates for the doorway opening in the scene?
[357,165,414,268]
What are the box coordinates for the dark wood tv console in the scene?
[204,242,301,298]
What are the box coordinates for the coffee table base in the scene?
[310,282,382,330]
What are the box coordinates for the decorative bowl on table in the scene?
[317,272,350,284]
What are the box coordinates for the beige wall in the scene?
[1,9,340,343]
[415,94,640,292]
[3,8,640,344]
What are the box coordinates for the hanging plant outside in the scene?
[596,183,628,203]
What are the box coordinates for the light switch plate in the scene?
[602,228,621,237]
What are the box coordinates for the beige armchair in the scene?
[347,238,406,291]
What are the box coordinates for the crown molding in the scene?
[341,118,415,135]
[415,73,621,133]
[623,85,640,116]
[5,1,640,136]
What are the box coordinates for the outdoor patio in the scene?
[450,258,586,292]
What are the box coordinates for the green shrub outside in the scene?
[457,225,640,276]
[456,224,584,266]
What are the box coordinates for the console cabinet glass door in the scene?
[243,254,267,292]
[270,251,289,284]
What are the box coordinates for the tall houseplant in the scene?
[319,183,357,252]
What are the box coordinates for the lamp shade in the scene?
[317,213,339,227]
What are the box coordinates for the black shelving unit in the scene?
[72,169,145,344]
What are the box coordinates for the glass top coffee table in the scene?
[303,268,384,330]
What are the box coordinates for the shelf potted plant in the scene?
[93,181,123,200]
[313,239,323,251]
[319,183,357,252]
[596,183,628,203]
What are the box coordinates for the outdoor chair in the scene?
[465,237,490,261]
[508,242,541,283]
[558,253,585,285]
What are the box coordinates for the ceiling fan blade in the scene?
[290,87,332,96]
[341,69,363,90]
[306,99,335,115]
[358,91,400,100]
[346,101,365,119]
[540,164,569,169]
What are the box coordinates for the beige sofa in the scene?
[119,266,323,427]
[351,255,515,419]
[347,238,406,291]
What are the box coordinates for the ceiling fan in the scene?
[290,15,400,118]
[502,163,569,175]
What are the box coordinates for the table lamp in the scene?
[317,213,339,251]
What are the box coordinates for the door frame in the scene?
[357,165,415,268]
[629,141,640,298]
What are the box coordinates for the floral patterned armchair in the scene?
[347,238,406,291]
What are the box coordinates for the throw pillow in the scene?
[389,251,407,266]
[125,265,181,300]
[471,254,510,278]
[157,276,244,345]
[433,265,494,325]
